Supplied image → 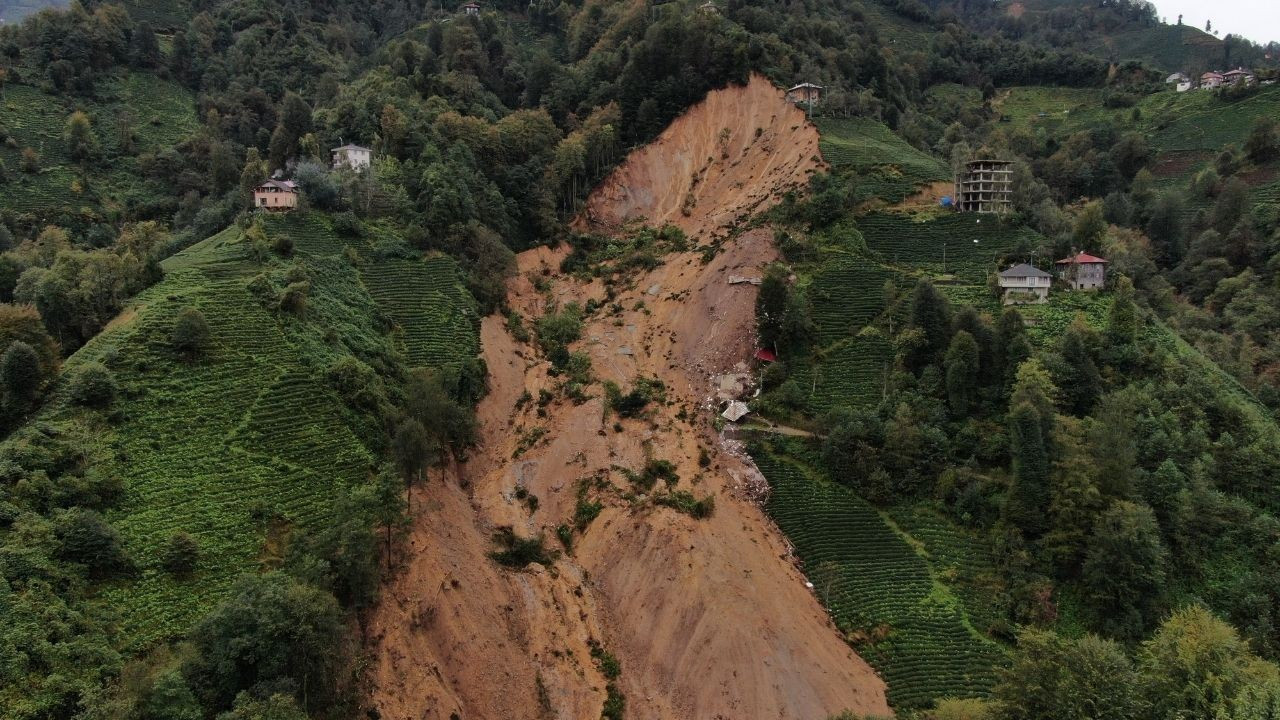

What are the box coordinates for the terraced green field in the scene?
[858,213,1040,284]
[814,117,950,204]
[887,504,1004,637]
[757,450,1004,709]
[1082,24,1221,74]
[792,330,895,412]
[12,212,480,648]
[998,84,1280,188]
[361,257,479,369]
[808,259,902,346]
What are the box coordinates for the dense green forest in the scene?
[1,0,1280,718]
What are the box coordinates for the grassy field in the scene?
[11,211,478,649]
[813,117,950,205]
[756,447,1004,710]
[0,72,197,221]
[996,84,1280,189]
[1083,24,1222,74]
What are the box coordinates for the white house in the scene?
[998,263,1051,304]
[1166,72,1192,92]
[331,143,372,172]
[461,2,480,15]
[1201,71,1225,89]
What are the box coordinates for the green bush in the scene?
[162,532,200,577]
[536,303,583,356]
[655,490,715,518]
[53,507,135,579]
[68,362,118,408]
[171,307,211,357]
[186,572,345,713]
[489,528,559,568]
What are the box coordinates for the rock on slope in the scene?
[578,72,824,241]
[366,78,888,720]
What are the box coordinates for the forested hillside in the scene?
[1,0,1280,718]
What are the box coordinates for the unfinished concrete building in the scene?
[955,159,1013,214]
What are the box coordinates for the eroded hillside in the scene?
[367,79,888,720]
[578,73,824,241]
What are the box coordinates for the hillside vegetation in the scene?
[2,0,1280,719]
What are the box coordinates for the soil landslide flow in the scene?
[578,72,825,240]
[366,75,890,720]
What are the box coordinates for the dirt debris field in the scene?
[366,75,889,720]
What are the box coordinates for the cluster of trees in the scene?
[928,606,1280,720]
[763,258,1280,658]
[1,222,166,351]
[0,2,162,96]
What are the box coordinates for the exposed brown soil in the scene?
[891,180,954,211]
[1150,150,1212,179]
[366,77,889,720]
[577,73,825,242]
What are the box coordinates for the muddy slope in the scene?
[367,79,888,720]
[578,73,824,241]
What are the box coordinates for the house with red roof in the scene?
[1055,251,1108,290]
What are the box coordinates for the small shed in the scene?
[997,263,1051,304]
[461,2,480,15]
[253,179,299,211]
[722,401,750,422]
[331,143,372,172]
[754,348,777,363]
[1055,252,1108,290]
[785,82,824,105]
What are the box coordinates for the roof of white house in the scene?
[999,263,1051,279]
[1166,72,1189,82]
[332,143,371,152]
[788,82,824,91]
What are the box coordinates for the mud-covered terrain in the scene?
[366,77,888,720]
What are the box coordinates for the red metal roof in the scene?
[1055,252,1108,265]
[754,348,777,363]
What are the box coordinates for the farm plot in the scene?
[815,117,949,204]
[859,213,1038,284]
[64,222,405,648]
[261,212,348,256]
[808,260,902,346]
[0,83,71,165]
[1152,85,1280,154]
[757,451,1003,709]
[887,504,1005,637]
[0,73,196,219]
[93,270,368,648]
[789,330,894,413]
[360,256,479,369]
[1016,290,1112,345]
